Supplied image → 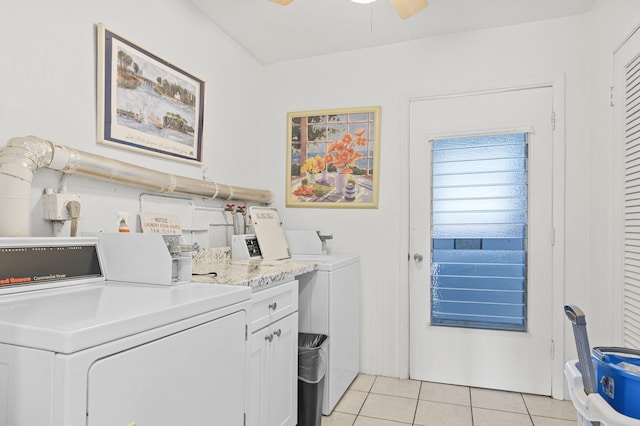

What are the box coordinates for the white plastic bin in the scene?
[564,360,640,426]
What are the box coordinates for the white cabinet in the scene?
[248,280,298,426]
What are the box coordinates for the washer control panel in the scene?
[231,234,262,259]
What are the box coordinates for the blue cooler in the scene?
[592,347,640,420]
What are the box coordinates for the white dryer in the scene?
[0,236,251,426]
[286,230,360,415]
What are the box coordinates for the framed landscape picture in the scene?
[97,23,205,164]
[286,106,381,208]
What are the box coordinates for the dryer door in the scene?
[86,311,246,426]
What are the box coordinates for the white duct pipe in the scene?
[0,135,275,237]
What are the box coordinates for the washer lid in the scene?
[0,281,250,354]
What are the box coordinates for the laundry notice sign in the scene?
[139,212,182,235]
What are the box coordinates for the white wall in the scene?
[263,15,593,378]
[0,0,265,236]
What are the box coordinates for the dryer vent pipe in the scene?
[0,135,275,237]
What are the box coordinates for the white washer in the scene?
[0,236,251,426]
[292,250,360,415]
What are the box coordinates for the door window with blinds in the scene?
[431,132,528,331]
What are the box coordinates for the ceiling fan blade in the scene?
[389,0,428,19]
[269,0,295,5]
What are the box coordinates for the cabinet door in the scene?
[87,312,247,426]
[249,325,271,426]
[268,313,298,426]
[249,312,298,426]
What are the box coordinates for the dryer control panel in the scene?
[0,239,102,289]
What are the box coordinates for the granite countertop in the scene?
[190,247,317,289]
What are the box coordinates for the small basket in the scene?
[592,347,640,420]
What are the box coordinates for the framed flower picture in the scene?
[286,106,381,208]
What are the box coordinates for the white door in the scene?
[409,86,555,394]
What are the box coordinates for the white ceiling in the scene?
[190,0,596,65]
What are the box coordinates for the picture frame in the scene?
[286,106,381,208]
[97,23,205,164]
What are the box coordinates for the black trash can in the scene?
[298,333,329,426]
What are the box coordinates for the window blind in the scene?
[431,133,528,331]
[623,52,640,349]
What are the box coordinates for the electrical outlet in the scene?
[42,192,81,221]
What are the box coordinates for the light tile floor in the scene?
[322,375,578,426]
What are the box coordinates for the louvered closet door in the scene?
[617,30,640,350]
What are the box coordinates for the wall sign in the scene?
[139,212,182,235]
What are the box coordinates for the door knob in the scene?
[413,253,424,262]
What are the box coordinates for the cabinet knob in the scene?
[273,329,282,337]
[268,302,278,310]
[265,333,273,342]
